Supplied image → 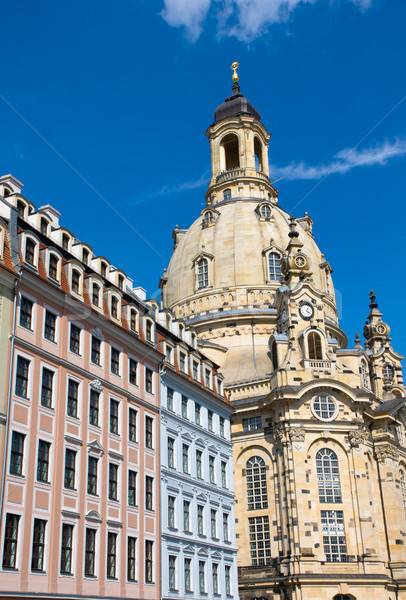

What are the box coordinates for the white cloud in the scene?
[130,172,209,205]
[160,0,373,42]
[269,138,406,181]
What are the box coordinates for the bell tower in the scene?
[205,62,278,207]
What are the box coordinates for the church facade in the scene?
[160,68,406,600]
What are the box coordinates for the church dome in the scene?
[214,83,261,123]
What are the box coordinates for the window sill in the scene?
[8,473,25,479]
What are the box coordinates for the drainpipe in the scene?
[0,274,20,532]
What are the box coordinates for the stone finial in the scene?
[369,290,378,309]
[354,333,362,348]
[288,215,299,238]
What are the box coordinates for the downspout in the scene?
[0,274,19,532]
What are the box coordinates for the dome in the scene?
[214,83,261,123]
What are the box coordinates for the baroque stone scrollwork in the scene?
[289,427,306,450]
[348,429,369,448]
[374,443,399,464]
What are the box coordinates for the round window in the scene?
[312,394,338,421]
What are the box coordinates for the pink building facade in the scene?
[0,175,161,600]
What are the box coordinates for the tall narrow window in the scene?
[62,234,69,250]
[60,524,73,574]
[225,565,231,595]
[49,254,58,281]
[209,455,215,484]
[208,409,213,431]
[111,296,118,319]
[41,368,53,408]
[64,449,76,489]
[110,399,119,434]
[67,380,79,418]
[87,456,98,495]
[146,320,153,342]
[168,437,175,468]
[182,396,188,419]
[212,563,219,595]
[383,363,395,380]
[195,402,201,424]
[20,297,33,329]
[31,519,46,572]
[40,218,48,235]
[25,238,35,265]
[316,448,342,503]
[109,463,118,501]
[169,555,176,590]
[129,408,137,442]
[145,368,153,393]
[145,540,153,583]
[321,510,347,562]
[220,416,225,437]
[130,309,137,332]
[246,456,268,510]
[128,537,136,581]
[183,501,190,532]
[223,512,229,541]
[82,248,89,265]
[145,476,153,510]
[69,324,80,354]
[145,416,153,449]
[17,201,25,218]
[223,188,231,200]
[196,449,202,479]
[249,516,271,566]
[3,514,20,568]
[37,440,50,482]
[184,557,192,592]
[71,269,80,294]
[199,561,205,593]
[167,387,174,412]
[92,284,100,307]
[91,336,101,365]
[129,359,138,385]
[89,389,99,427]
[268,252,281,281]
[111,347,120,375]
[128,470,137,506]
[107,532,117,579]
[101,262,107,278]
[221,461,227,488]
[308,331,323,360]
[10,432,24,475]
[44,310,56,342]
[168,496,176,528]
[15,356,29,398]
[197,258,209,289]
[182,444,189,474]
[85,529,96,577]
[360,359,370,390]
[197,505,204,535]
[211,509,217,538]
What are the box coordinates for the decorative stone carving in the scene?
[289,427,306,450]
[375,443,399,464]
[90,379,103,392]
[90,326,104,340]
[348,429,369,448]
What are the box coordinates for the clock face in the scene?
[299,303,314,319]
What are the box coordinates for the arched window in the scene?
[254,137,263,171]
[246,456,268,510]
[383,364,394,380]
[271,342,278,371]
[203,211,214,226]
[40,218,48,235]
[360,359,370,389]
[92,284,100,307]
[260,204,271,219]
[130,309,138,332]
[71,269,80,294]
[400,471,406,518]
[197,258,209,289]
[101,262,107,278]
[316,449,342,503]
[3,186,11,197]
[308,331,323,360]
[25,238,36,266]
[268,252,281,281]
[221,134,240,170]
[111,296,119,319]
[82,249,89,265]
[62,233,69,251]
[17,200,25,219]
[48,254,59,281]
[118,275,124,290]
[223,189,231,200]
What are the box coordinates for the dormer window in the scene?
[179,324,184,339]
[71,269,81,294]
[130,309,138,333]
[308,331,322,360]
[223,188,231,200]
[203,211,214,227]
[25,238,36,266]
[3,186,12,197]
[82,249,89,265]
[260,205,271,219]
[62,234,69,251]
[17,201,25,219]
[146,320,153,342]
[40,218,48,235]
[197,258,208,289]
[49,254,59,281]
[118,275,124,291]
[111,296,119,319]
[268,253,281,281]
[92,284,100,307]
[383,364,395,380]
[101,262,107,278]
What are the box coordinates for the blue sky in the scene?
[1,0,405,356]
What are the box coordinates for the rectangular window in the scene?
[128,536,136,582]
[221,461,227,488]
[168,496,176,528]
[110,398,119,434]
[64,449,76,489]
[197,505,204,535]
[107,532,117,579]
[67,379,79,418]
[145,368,153,393]
[111,347,120,375]
[41,368,53,408]
[321,510,347,562]
[129,358,138,385]
[208,409,213,431]
[184,557,192,592]
[223,512,229,542]
[196,449,202,479]
[146,320,153,342]
[249,516,271,566]
[205,368,211,388]
[195,402,201,425]
[220,416,225,438]
[60,524,73,574]
[169,555,176,590]
[145,540,153,583]
[168,437,175,468]
[212,563,219,595]
[20,297,33,329]
[85,528,96,577]
[10,432,24,476]
[69,324,80,354]
[15,356,29,398]
[3,514,20,568]
[242,416,263,431]
[89,389,99,427]
[165,344,173,363]
[109,463,118,501]
[37,440,50,483]
[128,470,137,506]
[167,387,174,412]
[192,361,199,380]
[129,408,137,442]
[211,509,217,538]
[44,310,56,342]
[145,476,153,510]
[182,444,189,474]
[183,501,190,532]
[179,352,186,373]
[145,416,153,449]
[87,456,98,495]
[199,560,205,593]
[91,336,101,365]
[209,455,215,484]
[181,395,188,419]
[25,238,35,265]
[31,518,46,572]
[225,565,231,595]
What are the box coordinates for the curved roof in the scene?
[214,83,261,123]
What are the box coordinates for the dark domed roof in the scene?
[214,83,261,123]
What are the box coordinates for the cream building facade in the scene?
[160,71,406,600]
